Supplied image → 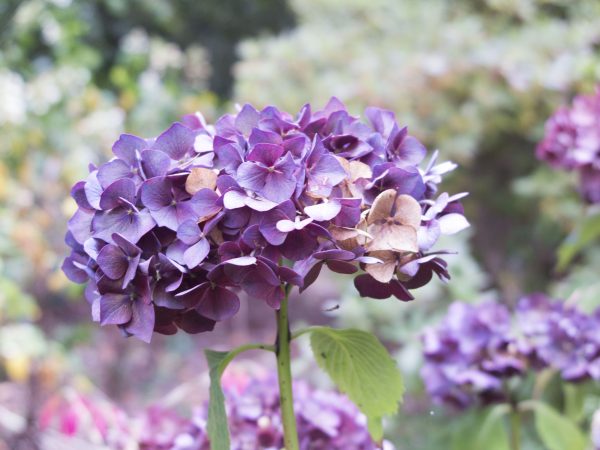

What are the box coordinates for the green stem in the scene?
[276,287,300,450]
[508,407,521,450]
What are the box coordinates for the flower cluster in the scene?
[63,98,468,342]
[537,87,600,204]
[421,294,600,408]
[172,374,395,450]
[39,387,132,449]
[40,375,394,450]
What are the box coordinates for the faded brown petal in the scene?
[364,250,397,283]
[367,189,397,224]
[336,157,371,198]
[330,223,371,250]
[392,194,422,229]
[366,223,418,253]
[185,168,218,195]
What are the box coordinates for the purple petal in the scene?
[354,274,414,301]
[99,178,136,210]
[177,220,202,245]
[237,162,268,192]
[214,142,244,172]
[197,286,240,321]
[71,181,93,210]
[125,300,155,343]
[113,134,148,165]
[141,177,173,210]
[83,238,105,260]
[183,238,210,268]
[141,149,171,178]
[152,123,195,160]
[84,172,102,209]
[100,294,132,325]
[61,254,90,283]
[249,128,282,146]
[187,188,221,219]
[235,104,260,135]
[314,249,356,260]
[327,260,358,274]
[149,206,179,231]
[92,208,155,244]
[68,208,94,244]
[175,310,216,334]
[98,159,132,188]
[112,233,141,257]
[395,135,426,165]
[247,143,284,166]
[97,244,128,280]
[279,230,319,261]
[418,221,441,251]
[122,255,140,289]
[259,208,289,245]
[365,107,396,136]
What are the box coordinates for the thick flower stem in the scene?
[508,407,521,450]
[275,289,300,450]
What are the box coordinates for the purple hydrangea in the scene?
[63,98,468,342]
[537,87,600,203]
[171,374,395,450]
[421,294,600,409]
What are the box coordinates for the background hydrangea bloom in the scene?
[422,294,600,408]
[63,98,468,342]
[171,374,395,450]
[537,88,600,203]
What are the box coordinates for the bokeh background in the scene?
[1,0,600,448]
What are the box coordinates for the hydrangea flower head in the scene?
[537,87,600,203]
[422,294,600,409]
[171,373,395,450]
[63,98,468,342]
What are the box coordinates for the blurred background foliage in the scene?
[1,0,600,448]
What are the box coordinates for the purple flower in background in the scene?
[171,373,395,450]
[537,87,600,203]
[64,98,467,342]
[422,293,600,409]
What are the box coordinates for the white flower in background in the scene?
[184,45,212,86]
[0,71,27,125]
[41,14,62,45]
[14,0,44,27]
[26,71,63,115]
[78,107,125,143]
[150,39,184,72]
[122,28,151,55]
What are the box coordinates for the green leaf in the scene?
[473,404,511,450]
[563,383,585,424]
[309,327,404,441]
[557,212,600,271]
[532,401,588,450]
[451,405,511,450]
[204,349,231,450]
